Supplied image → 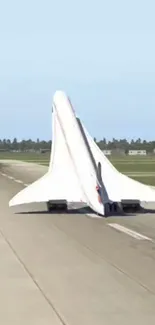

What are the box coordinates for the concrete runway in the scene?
[0,160,155,324]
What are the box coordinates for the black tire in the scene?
[104,203,111,217]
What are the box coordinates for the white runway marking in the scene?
[0,172,30,187]
[108,223,153,241]
[7,175,15,180]
[1,173,7,177]
[86,213,102,218]
[14,179,24,184]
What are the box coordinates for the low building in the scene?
[128,150,147,156]
[102,150,111,155]
[111,149,126,156]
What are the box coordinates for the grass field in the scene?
[0,152,155,185]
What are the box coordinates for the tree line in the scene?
[0,137,155,153]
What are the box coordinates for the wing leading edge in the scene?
[9,90,155,216]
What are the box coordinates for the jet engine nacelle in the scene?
[104,200,141,216]
[47,200,68,212]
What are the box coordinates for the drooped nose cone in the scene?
[53,90,67,107]
[53,90,75,117]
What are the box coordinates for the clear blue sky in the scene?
[0,0,155,141]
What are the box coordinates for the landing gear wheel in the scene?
[104,203,111,217]
[104,202,122,216]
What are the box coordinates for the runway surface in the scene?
[0,160,155,324]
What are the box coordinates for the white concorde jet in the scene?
[9,90,155,216]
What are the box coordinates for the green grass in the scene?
[130,176,155,186]
[0,151,50,161]
[113,162,155,172]
[1,152,155,185]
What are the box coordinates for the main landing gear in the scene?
[104,200,141,216]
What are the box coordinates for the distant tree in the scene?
[12,138,18,150]
[0,136,155,153]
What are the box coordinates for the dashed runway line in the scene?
[1,173,7,177]
[14,179,24,184]
[0,171,28,187]
[86,213,102,218]
[7,175,15,180]
[108,223,153,242]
